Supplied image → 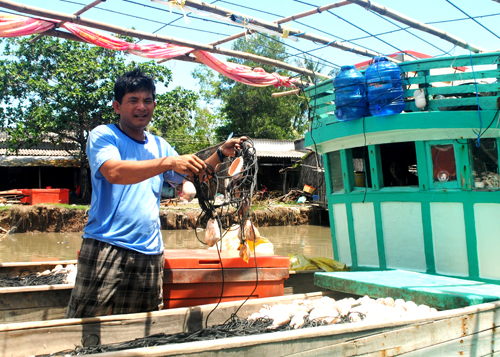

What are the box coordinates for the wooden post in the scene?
[30,0,104,43]
[208,1,352,47]
[175,0,391,60]
[348,0,485,53]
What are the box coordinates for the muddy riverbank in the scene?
[0,204,328,234]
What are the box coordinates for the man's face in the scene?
[113,90,156,130]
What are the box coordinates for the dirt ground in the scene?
[0,203,325,233]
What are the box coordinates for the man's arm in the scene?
[98,136,248,185]
[99,154,205,185]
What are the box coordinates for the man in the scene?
[66,68,245,318]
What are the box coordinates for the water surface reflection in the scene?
[0,225,333,263]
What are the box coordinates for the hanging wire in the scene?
[465,44,483,147]
[178,138,259,326]
[325,10,413,59]
[366,11,453,56]
[445,0,500,40]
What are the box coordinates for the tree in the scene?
[151,103,220,155]
[192,34,309,140]
[0,35,197,202]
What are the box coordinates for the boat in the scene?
[0,253,329,324]
[0,2,499,356]
[1,282,500,356]
[2,51,500,355]
[304,51,500,283]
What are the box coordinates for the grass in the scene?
[0,205,11,211]
[44,203,90,210]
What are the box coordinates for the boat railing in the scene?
[304,51,500,126]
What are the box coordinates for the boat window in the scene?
[431,144,457,183]
[352,147,372,188]
[380,142,418,187]
[471,138,499,189]
[327,151,343,192]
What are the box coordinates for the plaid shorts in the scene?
[65,238,164,318]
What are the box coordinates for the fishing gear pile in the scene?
[37,315,332,356]
[189,137,259,261]
[37,295,441,356]
[0,264,76,287]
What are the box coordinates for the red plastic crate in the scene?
[21,188,69,205]
[163,249,290,309]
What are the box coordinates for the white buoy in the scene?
[414,89,427,109]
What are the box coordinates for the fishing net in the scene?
[0,271,68,287]
[190,137,258,245]
[36,313,365,356]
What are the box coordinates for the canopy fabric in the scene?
[0,14,56,37]
[194,50,297,88]
[0,13,296,88]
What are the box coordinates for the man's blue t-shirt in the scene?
[83,124,184,255]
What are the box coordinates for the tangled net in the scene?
[189,138,258,246]
[36,314,358,356]
[0,271,68,287]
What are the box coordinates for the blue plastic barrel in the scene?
[365,56,405,116]
[333,65,368,121]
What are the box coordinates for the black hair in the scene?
[114,68,156,104]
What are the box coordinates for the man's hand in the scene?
[168,154,206,178]
[220,136,249,157]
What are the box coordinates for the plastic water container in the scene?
[365,56,405,116]
[333,65,368,121]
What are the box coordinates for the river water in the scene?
[0,225,333,263]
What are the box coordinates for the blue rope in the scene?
[445,0,500,40]
[467,43,482,147]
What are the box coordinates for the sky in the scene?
[1,0,500,94]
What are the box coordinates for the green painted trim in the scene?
[402,69,500,86]
[456,141,472,191]
[463,202,479,279]
[397,52,500,72]
[405,96,498,112]
[303,78,333,93]
[427,83,499,96]
[368,145,383,191]
[304,111,499,150]
[340,149,354,193]
[327,198,340,262]
[373,201,387,270]
[345,203,358,269]
[415,141,429,191]
[322,153,333,194]
[420,202,436,274]
[327,190,500,204]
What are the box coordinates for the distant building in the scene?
[196,138,326,200]
[0,132,80,191]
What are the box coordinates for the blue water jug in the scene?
[365,56,405,116]
[333,65,368,121]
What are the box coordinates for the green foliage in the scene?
[192,34,309,140]
[0,35,198,201]
[0,36,198,158]
[151,103,220,154]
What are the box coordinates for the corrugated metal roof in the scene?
[0,148,78,157]
[256,149,307,159]
[0,131,80,158]
[252,139,309,159]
